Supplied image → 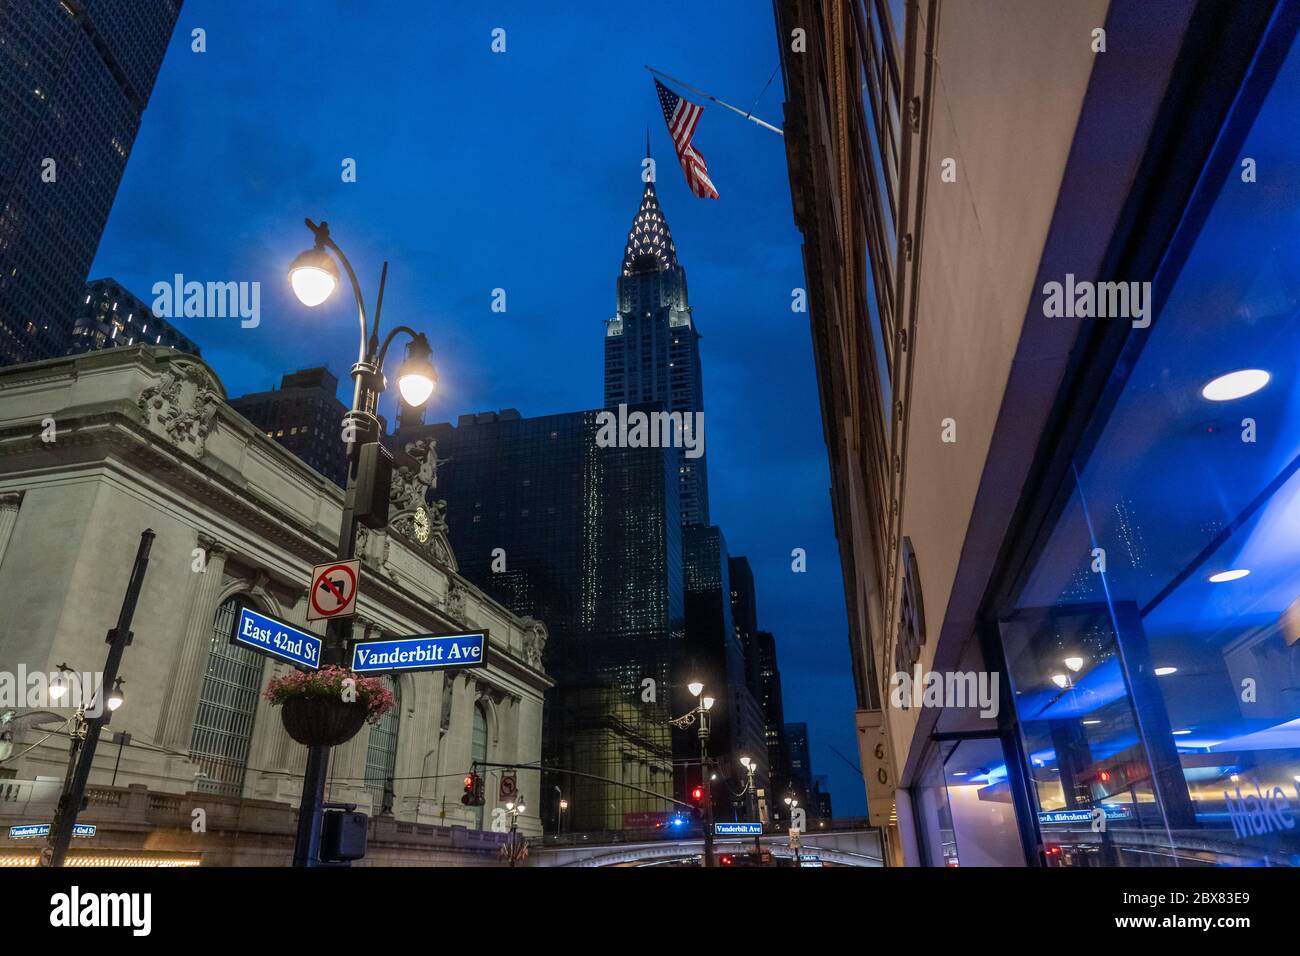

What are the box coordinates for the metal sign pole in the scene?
[42,530,154,867]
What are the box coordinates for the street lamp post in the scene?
[740,755,762,858]
[671,680,715,867]
[504,795,527,867]
[287,219,438,868]
[784,796,802,867]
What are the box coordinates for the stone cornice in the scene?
[0,347,551,688]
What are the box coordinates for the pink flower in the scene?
[264,665,397,724]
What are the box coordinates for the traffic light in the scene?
[691,785,704,802]
[473,774,486,806]
[461,774,475,805]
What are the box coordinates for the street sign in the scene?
[499,772,517,801]
[1038,806,1134,825]
[715,822,762,836]
[308,559,360,621]
[231,607,322,670]
[10,824,94,839]
[350,630,487,674]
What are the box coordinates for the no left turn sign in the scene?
[308,559,360,621]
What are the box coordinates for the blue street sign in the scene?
[350,631,488,674]
[231,607,322,670]
[9,824,95,839]
[1037,806,1133,825]
[714,822,763,836]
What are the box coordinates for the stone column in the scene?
[248,589,310,804]
[436,673,477,825]
[155,536,229,751]
[393,671,440,822]
[0,491,23,571]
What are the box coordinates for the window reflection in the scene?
[1000,27,1300,866]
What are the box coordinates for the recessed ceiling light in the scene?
[952,771,968,777]
[1083,719,1102,726]
[1172,729,1192,735]
[1155,666,1178,677]
[1201,369,1270,401]
[1209,569,1250,583]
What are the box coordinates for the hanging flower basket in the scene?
[279,696,368,747]
[265,665,396,747]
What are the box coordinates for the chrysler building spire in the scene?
[621,164,679,276]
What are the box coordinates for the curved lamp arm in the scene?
[376,324,426,370]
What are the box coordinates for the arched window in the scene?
[471,703,489,830]
[188,597,264,795]
[365,676,401,814]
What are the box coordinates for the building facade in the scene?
[0,346,550,865]
[230,367,351,488]
[785,721,812,801]
[743,630,791,807]
[776,0,1300,866]
[0,0,181,365]
[395,407,686,835]
[682,524,770,812]
[66,277,200,356]
[604,176,710,527]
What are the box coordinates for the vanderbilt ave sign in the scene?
[350,631,488,674]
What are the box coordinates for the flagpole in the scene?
[645,65,784,136]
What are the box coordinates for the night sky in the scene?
[90,0,862,815]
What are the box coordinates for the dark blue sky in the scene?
[91,0,861,815]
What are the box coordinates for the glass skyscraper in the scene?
[398,408,687,834]
[0,0,182,365]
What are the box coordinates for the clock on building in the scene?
[412,505,431,543]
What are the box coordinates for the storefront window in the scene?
[914,737,1026,866]
[915,743,958,866]
[1000,27,1300,866]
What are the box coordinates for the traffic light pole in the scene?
[41,529,154,868]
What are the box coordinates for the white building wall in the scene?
[0,347,551,846]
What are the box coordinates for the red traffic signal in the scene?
[461,773,475,805]
[691,786,704,802]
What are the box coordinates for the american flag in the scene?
[655,78,719,200]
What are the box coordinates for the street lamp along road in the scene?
[739,755,762,858]
[670,680,716,867]
[287,218,438,868]
[503,796,528,866]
